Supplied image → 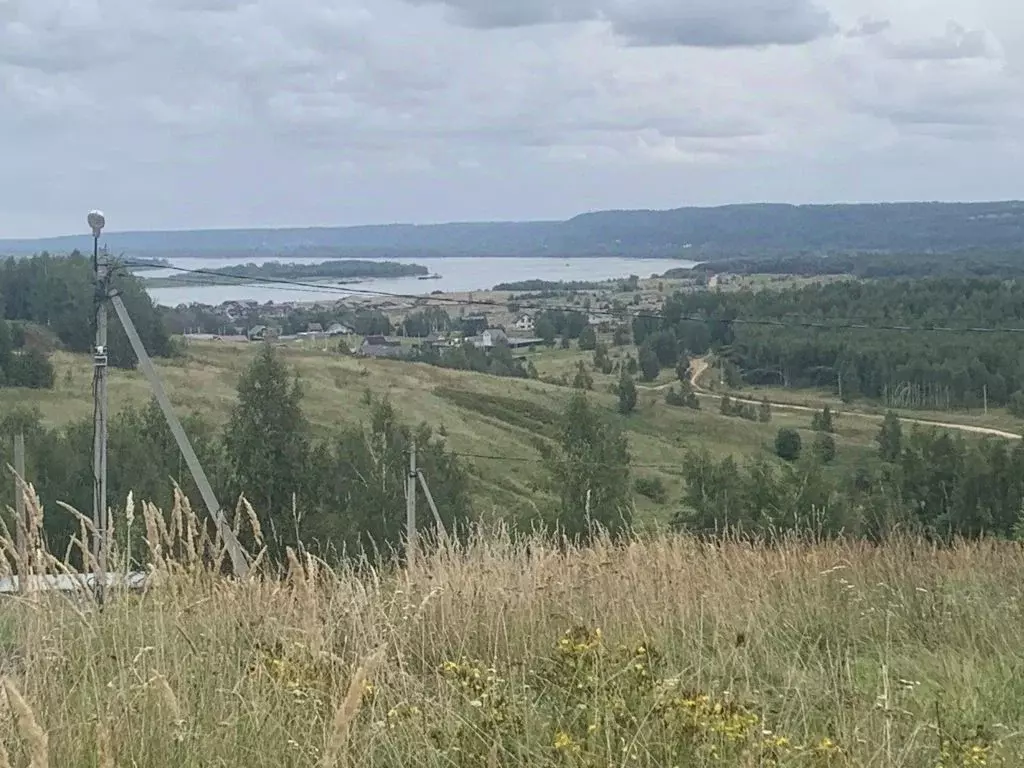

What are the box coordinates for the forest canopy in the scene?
[642,277,1024,409]
[1,252,171,369]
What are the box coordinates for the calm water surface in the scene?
[146,256,697,306]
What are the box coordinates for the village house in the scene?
[416,332,454,349]
[327,323,354,336]
[506,337,543,352]
[476,328,508,348]
[222,301,247,321]
[512,314,535,332]
[472,328,543,352]
[360,335,406,359]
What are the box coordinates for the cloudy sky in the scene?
[2,0,1023,237]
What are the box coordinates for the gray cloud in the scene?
[845,17,891,38]
[882,21,991,60]
[405,0,836,47]
[607,1,836,47]
[437,0,594,28]
[1,0,1023,238]
[834,24,1022,133]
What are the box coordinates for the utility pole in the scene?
[984,384,989,416]
[837,371,843,402]
[79,209,249,585]
[88,210,109,602]
[13,432,26,593]
[406,441,417,559]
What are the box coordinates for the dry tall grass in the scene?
[1,483,1023,766]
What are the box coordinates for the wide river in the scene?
[146,256,697,306]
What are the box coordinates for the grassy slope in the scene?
[6,529,1024,767]
[1,341,885,525]
[698,360,1024,435]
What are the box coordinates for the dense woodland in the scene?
[639,278,1024,410]
[0,252,171,368]
[694,248,1024,279]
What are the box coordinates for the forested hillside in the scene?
[0,346,473,565]
[693,248,1024,278]
[5,201,1024,259]
[0,252,171,369]
[639,278,1024,409]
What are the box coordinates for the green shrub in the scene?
[634,475,668,504]
[775,428,802,461]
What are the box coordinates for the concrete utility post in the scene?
[13,433,26,593]
[88,210,109,602]
[81,208,250,593]
[407,441,418,558]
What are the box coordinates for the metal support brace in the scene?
[109,293,250,578]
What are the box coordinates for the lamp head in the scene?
[87,210,106,237]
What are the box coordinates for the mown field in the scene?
[3,517,1023,767]
[0,341,893,526]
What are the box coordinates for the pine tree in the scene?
[720,394,733,416]
[617,370,637,414]
[877,411,903,462]
[223,343,310,558]
[812,406,835,433]
[814,432,837,463]
[578,326,598,351]
[676,356,692,384]
[0,321,12,375]
[546,392,632,540]
[639,344,661,382]
[572,361,594,390]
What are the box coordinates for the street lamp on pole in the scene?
[88,209,108,603]
[88,210,105,270]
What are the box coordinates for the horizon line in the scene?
[3,198,1024,243]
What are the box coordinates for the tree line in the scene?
[694,248,1024,279]
[678,412,1024,542]
[413,341,535,379]
[638,278,1024,410]
[1,252,172,369]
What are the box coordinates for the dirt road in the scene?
[639,357,1021,441]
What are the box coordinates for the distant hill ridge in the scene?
[4,201,1024,258]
